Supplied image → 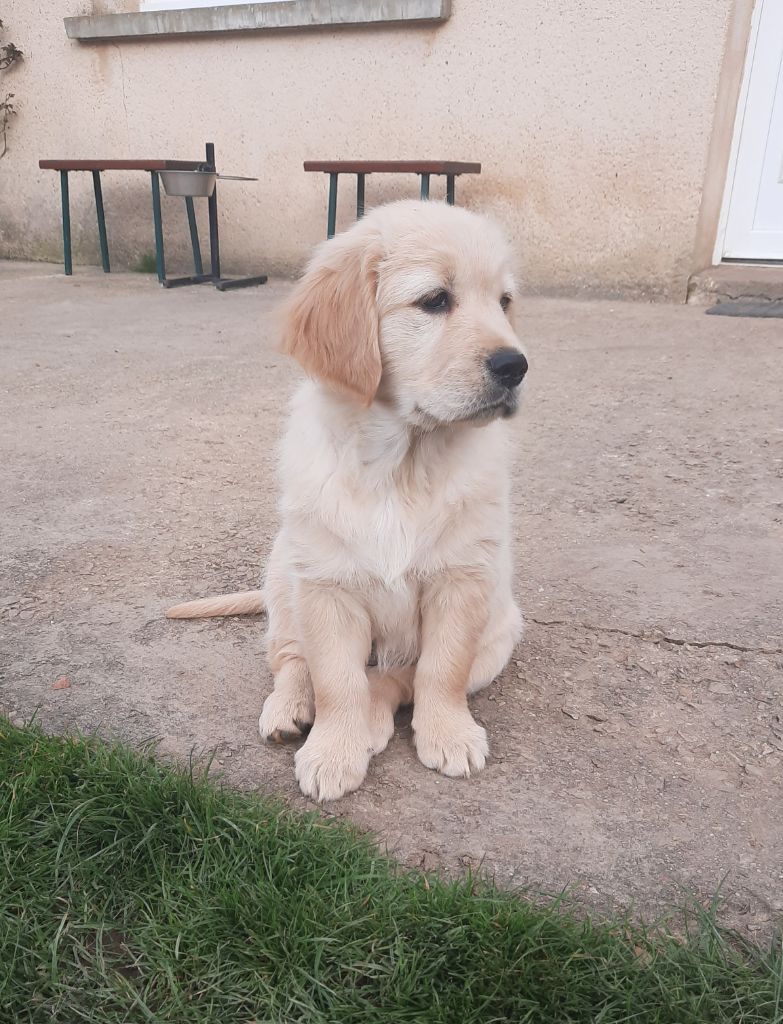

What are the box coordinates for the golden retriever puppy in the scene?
[168,200,528,801]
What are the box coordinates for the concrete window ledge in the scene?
[64,0,451,41]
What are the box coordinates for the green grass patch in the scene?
[1,720,781,1023]
[131,252,157,274]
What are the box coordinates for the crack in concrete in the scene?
[529,618,782,656]
[113,43,129,134]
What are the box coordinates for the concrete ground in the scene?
[2,260,781,938]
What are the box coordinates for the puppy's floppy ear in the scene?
[282,222,384,406]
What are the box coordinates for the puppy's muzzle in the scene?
[486,348,528,390]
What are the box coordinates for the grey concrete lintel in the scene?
[64,0,451,41]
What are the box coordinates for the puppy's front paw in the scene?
[294,724,371,801]
[259,686,315,744]
[413,707,488,777]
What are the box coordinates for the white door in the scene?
[721,0,783,260]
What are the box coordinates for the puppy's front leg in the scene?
[413,571,491,777]
[294,583,373,801]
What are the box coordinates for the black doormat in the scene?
[706,300,783,318]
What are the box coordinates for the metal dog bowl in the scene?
[159,170,217,197]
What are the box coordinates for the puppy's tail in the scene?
[165,589,266,620]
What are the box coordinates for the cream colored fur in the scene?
[167,200,527,801]
[166,590,265,618]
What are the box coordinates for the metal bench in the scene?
[39,142,266,290]
[303,160,482,238]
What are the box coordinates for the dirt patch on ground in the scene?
[2,260,781,938]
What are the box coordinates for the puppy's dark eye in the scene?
[418,290,451,313]
[500,294,512,313]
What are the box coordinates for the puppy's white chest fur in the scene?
[335,470,454,582]
[280,382,509,588]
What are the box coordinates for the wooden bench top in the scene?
[39,159,203,172]
[303,160,481,175]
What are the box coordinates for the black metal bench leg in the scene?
[201,142,266,291]
[60,171,72,276]
[356,173,366,220]
[446,174,455,205]
[185,196,204,276]
[150,171,166,284]
[420,173,431,200]
[92,170,110,273]
[327,172,338,239]
[205,142,221,280]
[162,195,212,288]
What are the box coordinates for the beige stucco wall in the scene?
[0,1,735,298]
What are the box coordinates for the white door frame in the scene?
[712,0,767,264]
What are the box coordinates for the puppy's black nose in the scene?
[486,348,528,389]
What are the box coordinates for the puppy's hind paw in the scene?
[259,687,315,744]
